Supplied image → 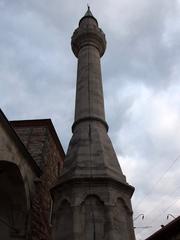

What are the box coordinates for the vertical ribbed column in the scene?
[75,45,105,122]
[71,12,108,131]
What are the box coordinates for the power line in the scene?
[134,155,180,239]
[137,198,180,238]
[134,154,180,210]
[151,198,179,225]
[139,186,180,223]
[134,165,180,238]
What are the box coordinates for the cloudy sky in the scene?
[1,0,180,239]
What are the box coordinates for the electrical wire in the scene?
[141,186,180,222]
[134,154,180,210]
[135,186,180,235]
[137,197,180,238]
[134,155,180,239]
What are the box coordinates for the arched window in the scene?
[53,199,73,240]
[113,198,131,240]
[0,161,28,240]
[81,195,105,240]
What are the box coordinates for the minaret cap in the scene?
[79,5,98,26]
[85,5,93,17]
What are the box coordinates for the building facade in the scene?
[146,216,180,240]
[0,109,64,240]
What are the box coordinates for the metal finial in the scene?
[167,214,175,220]
[87,4,90,11]
[133,214,145,221]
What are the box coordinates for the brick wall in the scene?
[11,120,64,240]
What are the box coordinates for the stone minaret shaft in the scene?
[52,7,135,240]
[72,8,107,131]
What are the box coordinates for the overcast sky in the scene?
[0,0,180,239]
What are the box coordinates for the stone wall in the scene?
[31,128,64,240]
[11,120,64,240]
[0,113,38,240]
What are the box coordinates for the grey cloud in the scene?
[102,0,180,89]
[0,1,180,239]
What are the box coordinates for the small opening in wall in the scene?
[49,198,54,226]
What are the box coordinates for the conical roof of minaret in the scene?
[79,6,98,25]
[84,5,93,17]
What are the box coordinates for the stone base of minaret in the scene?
[52,178,135,240]
[52,180,135,240]
[51,122,135,240]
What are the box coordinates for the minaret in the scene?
[52,7,135,240]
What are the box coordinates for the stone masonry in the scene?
[51,7,135,240]
[11,119,64,240]
[0,112,64,240]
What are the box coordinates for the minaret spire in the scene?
[52,9,135,240]
[85,4,93,17]
[79,6,98,26]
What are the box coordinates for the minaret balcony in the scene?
[71,27,106,57]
